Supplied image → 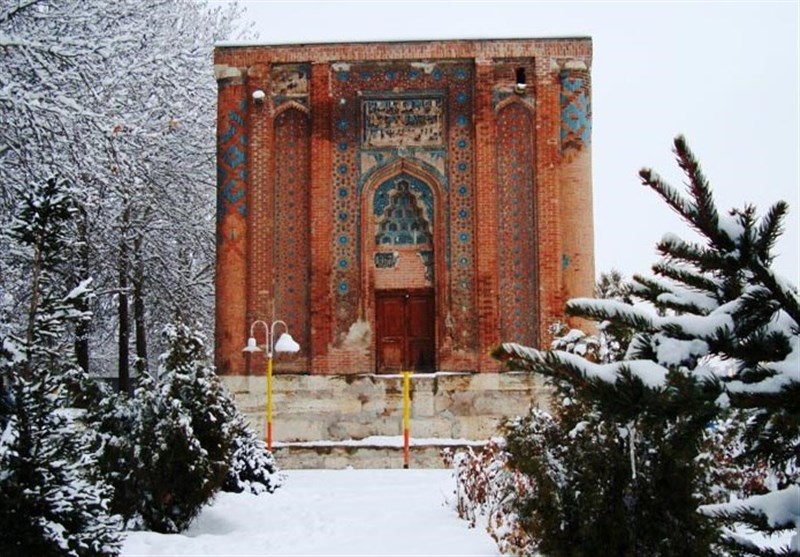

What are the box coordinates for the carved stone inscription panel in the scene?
[271,64,309,97]
[362,97,444,148]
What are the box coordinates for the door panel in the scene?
[380,340,404,371]
[407,294,434,372]
[376,290,435,373]
[379,298,406,337]
[376,295,406,372]
[408,340,434,372]
[408,296,434,338]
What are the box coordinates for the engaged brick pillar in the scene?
[559,62,596,329]
[215,65,249,376]
[309,62,333,373]
[534,58,565,347]
[473,58,501,372]
[246,64,272,337]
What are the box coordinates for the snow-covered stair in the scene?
[223,371,550,468]
[272,436,486,469]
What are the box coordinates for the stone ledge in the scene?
[272,438,486,470]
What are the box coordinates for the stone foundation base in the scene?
[273,439,484,469]
[222,371,551,468]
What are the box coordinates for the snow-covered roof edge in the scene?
[215,35,592,49]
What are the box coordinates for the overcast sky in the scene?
[223,0,800,285]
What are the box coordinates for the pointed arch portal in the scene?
[364,169,441,373]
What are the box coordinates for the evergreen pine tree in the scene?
[0,177,120,555]
[495,136,799,555]
[79,363,216,534]
[159,323,233,486]
[503,274,711,556]
[78,321,284,533]
[223,413,283,495]
[2,177,93,376]
[131,370,215,533]
[0,374,121,556]
[158,322,283,496]
[77,378,141,528]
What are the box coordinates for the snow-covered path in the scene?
[122,469,500,556]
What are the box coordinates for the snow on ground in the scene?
[122,469,500,556]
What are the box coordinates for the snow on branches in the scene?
[493,135,799,555]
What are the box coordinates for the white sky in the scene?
[224,0,800,285]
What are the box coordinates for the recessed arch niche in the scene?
[360,160,447,373]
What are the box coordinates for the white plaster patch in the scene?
[564,59,588,71]
[361,152,379,177]
[343,319,372,349]
[410,62,437,74]
[214,64,242,80]
[414,151,446,176]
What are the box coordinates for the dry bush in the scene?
[443,438,538,556]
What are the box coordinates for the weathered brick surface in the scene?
[214,38,594,376]
[215,73,248,376]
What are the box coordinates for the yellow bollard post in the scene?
[402,371,412,469]
[266,354,273,452]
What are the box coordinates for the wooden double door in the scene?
[376,289,435,373]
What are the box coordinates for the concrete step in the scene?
[272,437,485,469]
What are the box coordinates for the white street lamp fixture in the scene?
[274,332,300,354]
[243,319,300,451]
[243,336,261,353]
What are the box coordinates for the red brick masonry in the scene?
[215,38,594,376]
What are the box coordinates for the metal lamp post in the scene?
[243,319,300,451]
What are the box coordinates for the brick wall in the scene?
[214,38,594,377]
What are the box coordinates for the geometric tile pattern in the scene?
[273,108,310,356]
[374,176,433,246]
[216,100,248,227]
[560,71,591,151]
[329,61,476,348]
[496,102,538,346]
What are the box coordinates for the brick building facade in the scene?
[214,38,594,379]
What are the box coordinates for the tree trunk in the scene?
[133,232,148,376]
[23,241,42,381]
[118,208,130,393]
[74,206,90,373]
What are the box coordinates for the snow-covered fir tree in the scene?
[158,322,283,496]
[0,373,121,556]
[80,321,282,533]
[223,412,284,496]
[71,376,138,525]
[504,272,718,556]
[159,323,234,484]
[129,370,215,533]
[77,325,217,534]
[1,177,92,373]
[0,177,120,555]
[495,136,799,556]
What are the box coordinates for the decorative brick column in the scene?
[474,58,501,371]
[215,65,249,375]
[533,57,565,347]
[559,62,596,327]
[245,63,271,335]
[309,62,334,373]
